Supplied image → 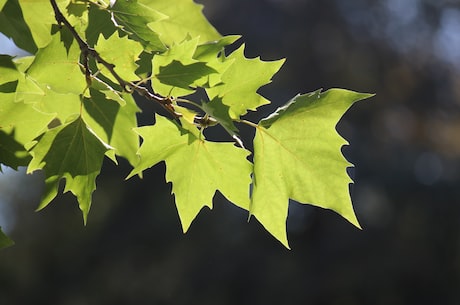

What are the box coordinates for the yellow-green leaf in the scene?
[251,89,373,248]
[129,114,252,231]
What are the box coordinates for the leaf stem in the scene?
[175,98,205,112]
[238,119,259,128]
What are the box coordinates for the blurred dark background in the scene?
[1,0,460,304]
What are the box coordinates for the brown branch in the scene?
[49,0,181,119]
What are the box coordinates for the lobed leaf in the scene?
[0,0,37,53]
[25,33,86,95]
[140,0,221,46]
[18,0,70,48]
[251,89,373,248]
[0,92,55,145]
[109,0,167,52]
[206,44,285,119]
[152,37,217,97]
[95,32,144,82]
[129,114,252,232]
[27,116,111,223]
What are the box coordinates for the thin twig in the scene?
[49,0,181,119]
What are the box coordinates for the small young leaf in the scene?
[129,115,252,232]
[251,89,373,248]
[27,117,111,223]
[206,44,285,118]
[201,97,239,139]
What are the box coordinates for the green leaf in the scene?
[251,89,373,248]
[0,227,14,249]
[27,116,110,223]
[155,60,216,95]
[95,32,144,82]
[17,0,69,49]
[193,36,239,88]
[0,0,37,53]
[109,0,167,52]
[194,35,240,61]
[0,0,6,10]
[129,114,252,232]
[25,33,87,95]
[140,0,221,46]
[82,88,140,166]
[86,4,117,47]
[13,33,86,125]
[152,37,217,97]
[0,55,20,85]
[206,44,285,118]
[0,92,55,144]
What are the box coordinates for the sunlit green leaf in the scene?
[110,0,167,52]
[27,116,111,223]
[18,0,69,48]
[0,92,55,144]
[0,0,37,53]
[82,88,140,166]
[152,37,216,96]
[25,33,86,95]
[251,89,373,248]
[129,114,252,231]
[95,32,144,82]
[0,55,20,85]
[141,0,221,46]
[206,44,285,118]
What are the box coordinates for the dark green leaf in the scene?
[0,0,37,53]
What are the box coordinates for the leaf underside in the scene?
[251,89,373,248]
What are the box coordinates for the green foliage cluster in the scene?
[0,0,372,249]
